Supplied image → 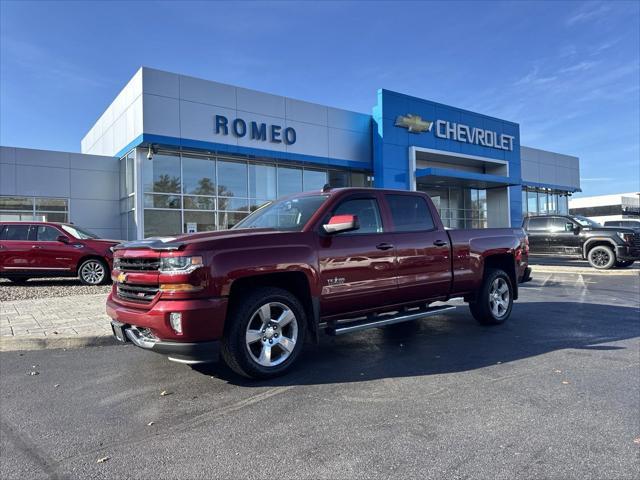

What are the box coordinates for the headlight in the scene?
[113,257,121,269]
[616,232,634,244]
[159,256,203,273]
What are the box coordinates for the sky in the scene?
[1,0,638,196]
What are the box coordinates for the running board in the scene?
[326,305,456,336]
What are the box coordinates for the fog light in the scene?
[169,312,183,334]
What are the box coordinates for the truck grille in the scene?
[117,257,161,272]
[116,283,159,303]
[632,233,640,253]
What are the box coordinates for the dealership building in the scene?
[1,67,581,239]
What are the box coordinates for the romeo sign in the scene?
[214,115,297,145]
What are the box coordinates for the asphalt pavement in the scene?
[1,271,639,479]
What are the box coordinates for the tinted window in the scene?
[334,198,382,234]
[548,217,574,232]
[4,225,31,240]
[386,195,435,232]
[527,217,549,231]
[36,226,62,241]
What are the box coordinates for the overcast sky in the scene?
[1,0,638,196]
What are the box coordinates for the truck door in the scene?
[318,193,397,317]
[384,193,451,302]
[32,225,78,271]
[548,217,582,255]
[0,224,37,272]
[525,217,551,254]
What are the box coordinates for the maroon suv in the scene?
[0,222,121,285]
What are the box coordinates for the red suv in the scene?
[0,222,121,285]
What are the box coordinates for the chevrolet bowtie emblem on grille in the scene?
[117,272,127,283]
[395,114,433,133]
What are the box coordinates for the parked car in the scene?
[0,222,121,285]
[523,214,640,269]
[107,187,531,378]
[604,219,640,231]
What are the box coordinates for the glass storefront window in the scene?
[143,154,181,193]
[144,209,181,237]
[277,167,302,197]
[249,164,276,200]
[528,191,538,215]
[303,169,328,192]
[218,160,248,197]
[144,194,181,209]
[329,170,349,188]
[218,211,249,230]
[183,156,216,195]
[350,172,367,187]
[183,196,215,210]
[0,197,33,211]
[0,196,69,223]
[183,211,216,234]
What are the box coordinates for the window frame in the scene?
[322,194,385,236]
[384,194,436,233]
[35,225,64,242]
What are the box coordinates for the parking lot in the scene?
[1,266,639,479]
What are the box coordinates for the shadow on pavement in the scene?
[194,301,640,387]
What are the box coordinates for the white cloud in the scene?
[566,2,611,27]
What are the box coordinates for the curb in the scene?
[0,334,116,352]
[531,265,640,276]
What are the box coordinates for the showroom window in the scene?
[140,149,370,237]
[0,196,69,222]
[521,187,571,217]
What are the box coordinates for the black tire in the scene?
[468,268,514,325]
[587,245,616,270]
[615,260,635,268]
[7,277,30,284]
[78,258,109,285]
[221,287,307,379]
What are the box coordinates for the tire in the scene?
[7,277,30,284]
[615,260,635,268]
[78,258,109,285]
[587,245,616,270]
[221,287,307,379]
[469,268,514,325]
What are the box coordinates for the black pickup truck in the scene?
[523,214,640,269]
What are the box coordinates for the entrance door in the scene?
[318,194,397,318]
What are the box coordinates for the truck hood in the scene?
[113,228,280,251]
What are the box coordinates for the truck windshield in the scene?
[573,216,601,227]
[233,195,328,231]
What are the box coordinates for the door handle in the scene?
[32,245,43,249]
[376,243,394,251]
[433,240,447,247]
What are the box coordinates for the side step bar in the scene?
[326,305,456,336]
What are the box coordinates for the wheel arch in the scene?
[583,238,617,258]
[482,253,518,300]
[227,272,319,344]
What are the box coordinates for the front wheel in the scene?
[469,268,514,325]
[221,287,306,379]
[587,245,615,270]
[615,260,635,268]
[78,259,108,285]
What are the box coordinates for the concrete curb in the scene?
[0,334,116,352]
[531,265,640,276]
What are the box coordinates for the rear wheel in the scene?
[587,245,615,270]
[469,268,513,325]
[78,259,108,285]
[615,260,634,268]
[221,287,306,379]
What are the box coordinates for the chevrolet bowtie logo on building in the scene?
[395,114,433,133]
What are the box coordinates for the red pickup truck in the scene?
[107,188,531,378]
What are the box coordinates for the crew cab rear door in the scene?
[524,217,551,253]
[383,193,451,302]
[317,193,397,317]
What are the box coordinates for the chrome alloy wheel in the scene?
[245,302,298,367]
[80,260,105,285]
[489,277,510,319]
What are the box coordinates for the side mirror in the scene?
[573,225,581,234]
[323,214,359,234]
[57,235,70,243]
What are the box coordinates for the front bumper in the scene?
[520,266,532,283]
[111,320,220,364]
[615,245,640,262]
[106,293,228,364]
